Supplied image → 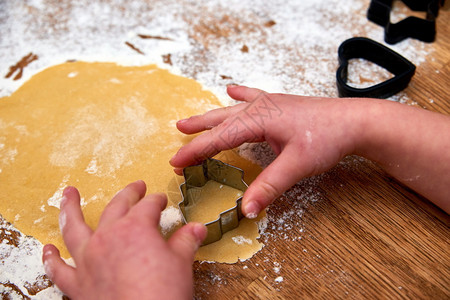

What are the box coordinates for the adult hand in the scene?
[42,180,207,300]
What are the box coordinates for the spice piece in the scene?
[124,41,145,55]
[5,53,38,81]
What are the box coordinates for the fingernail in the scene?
[244,201,260,219]
[169,151,180,165]
[227,83,239,88]
[177,118,189,125]
[60,187,71,208]
[193,223,207,244]
[43,245,53,257]
[174,168,183,175]
[42,246,54,277]
[62,186,72,197]
[133,179,145,185]
[60,195,68,208]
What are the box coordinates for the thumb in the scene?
[168,223,207,262]
[242,145,307,218]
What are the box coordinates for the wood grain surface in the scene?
[191,5,450,300]
[0,1,449,299]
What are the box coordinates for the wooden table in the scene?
[191,6,450,300]
[0,1,449,299]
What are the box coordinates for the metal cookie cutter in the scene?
[336,37,416,98]
[178,158,248,245]
[367,0,445,44]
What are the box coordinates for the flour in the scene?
[0,0,431,102]
[49,98,159,175]
[84,157,99,175]
[47,175,70,209]
[0,220,63,298]
[159,206,183,236]
[0,0,434,298]
[232,235,253,245]
[67,71,78,78]
[274,276,284,283]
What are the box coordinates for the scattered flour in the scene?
[47,175,70,209]
[67,71,78,78]
[232,235,253,245]
[159,206,183,236]
[0,0,431,103]
[0,220,63,299]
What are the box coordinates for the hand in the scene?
[170,85,363,218]
[42,180,207,300]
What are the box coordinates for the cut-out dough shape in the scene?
[185,180,243,224]
[0,62,264,262]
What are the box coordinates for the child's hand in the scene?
[170,85,363,218]
[42,181,206,300]
[171,85,450,215]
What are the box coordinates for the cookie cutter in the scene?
[336,37,416,98]
[367,0,445,44]
[178,158,248,245]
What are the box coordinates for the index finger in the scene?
[227,85,264,102]
[97,180,147,229]
[59,186,93,260]
[126,193,168,227]
[170,112,264,168]
[176,102,247,135]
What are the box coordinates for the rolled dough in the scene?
[0,62,264,263]
[185,180,243,224]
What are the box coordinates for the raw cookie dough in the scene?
[185,180,243,224]
[0,62,265,262]
[195,213,265,263]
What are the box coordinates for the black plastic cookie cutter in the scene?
[336,37,416,98]
[367,0,446,44]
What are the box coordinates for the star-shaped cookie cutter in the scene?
[178,158,248,245]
